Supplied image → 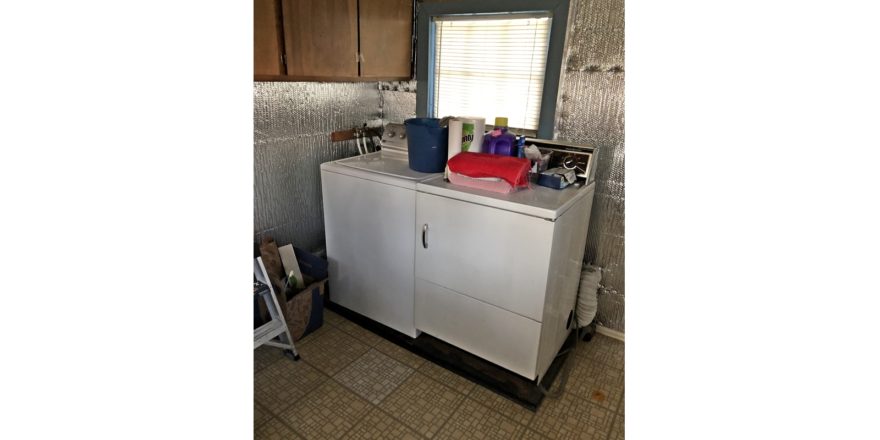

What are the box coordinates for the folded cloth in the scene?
[448,172,515,194]
[446,152,531,188]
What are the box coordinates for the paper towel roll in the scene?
[459,116,485,153]
[447,119,463,159]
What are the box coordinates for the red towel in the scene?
[447,152,531,188]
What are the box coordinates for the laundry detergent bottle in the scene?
[482,117,517,156]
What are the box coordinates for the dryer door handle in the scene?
[422,224,429,249]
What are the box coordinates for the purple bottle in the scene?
[482,117,518,156]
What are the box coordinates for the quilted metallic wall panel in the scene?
[557,0,625,331]
[380,80,418,124]
[254,82,381,251]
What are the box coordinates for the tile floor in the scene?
[255,310,625,440]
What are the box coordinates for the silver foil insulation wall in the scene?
[254,82,382,251]
[557,0,625,332]
[379,80,418,124]
[254,0,625,332]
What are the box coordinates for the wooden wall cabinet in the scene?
[359,0,413,78]
[254,0,285,76]
[282,0,359,78]
[254,0,413,81]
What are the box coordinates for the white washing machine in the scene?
[320,124,439,338]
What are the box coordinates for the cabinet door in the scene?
[322,169,419,337]
[281,0,359,77]
[415,192,554,321]
[359,0,413,78]
[254,0,285,76]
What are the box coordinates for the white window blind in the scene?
[432,14,552,131]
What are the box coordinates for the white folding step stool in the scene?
[253,257,300,361]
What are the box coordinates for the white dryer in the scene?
[319,124,439,338]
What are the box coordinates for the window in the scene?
[432,15,551,131]
[416,0,571,138]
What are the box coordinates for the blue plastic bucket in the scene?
[404,118,448,173]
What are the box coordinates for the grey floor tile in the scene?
[346,407,424,440]
[468,385,535,426]
[435,398,526,440]
[379,372,466,438]
[374,338,427,369]
[530,392,613,440]
[520,429,551,440]
[608,414,624,440]
[298,327,371,375]
[278,380,372,440]
[254,400,271,428]
[576,335,624,370]
[336,319,385,347]
[254,357,327,415]
[334,349,414,404]
[323,309,346,327]
[254,315,625,440]
[296,323,331,346]
[564,356,624,411]
[418,361,476,396]
[254,345,284,373]
[255,417,304,440]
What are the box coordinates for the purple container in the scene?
[482,125,517,156]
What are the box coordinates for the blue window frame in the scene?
[416,0,571,139]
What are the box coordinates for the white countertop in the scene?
[416,175,594,220]
[320,152,441,190]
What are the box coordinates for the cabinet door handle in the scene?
[422,224,428,249]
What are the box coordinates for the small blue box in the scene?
[536,167,576,189]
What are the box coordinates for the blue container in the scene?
[404,118,448,173]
